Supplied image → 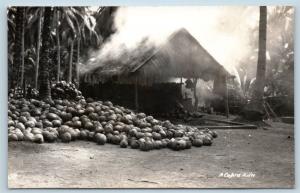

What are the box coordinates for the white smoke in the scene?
[85,6,261,74]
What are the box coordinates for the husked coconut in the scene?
[94,133,107,145]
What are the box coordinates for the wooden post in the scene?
[68,40,74,83]
[134,77,139,111]
[224,76,229,118]
[193,78,198,111]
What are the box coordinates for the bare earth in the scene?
[8,121,294,188]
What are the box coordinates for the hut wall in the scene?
[80,82,183,114]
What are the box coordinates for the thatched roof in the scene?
[83,28,230,85]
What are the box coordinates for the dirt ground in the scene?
[8,120,294,188]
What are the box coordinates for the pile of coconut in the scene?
[8,96,217,151]
[51,81,84,101]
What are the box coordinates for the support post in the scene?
[224,76,229,118]
[134,77,139,111]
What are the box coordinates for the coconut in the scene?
[135,132,145,139]
[43,120,53,127]
[123,125,131,133]
[33,134,44,143]
[88,131,95,141]
[111,135,121,145]
[84,121,95,131]
[137,113,146,119]
[129,139,139,149]
[8,98,218,150]
[60,112,72,121]
[16,122,25,130]
[24,132,34,142]
[152,132,162,140]
[19,116,27,123]
[85,106,95,114]
[192,138,203,147]
[89,113,99,121]
[42,131,57,143]
[114,124,124,132]
[72,116,80,121]
[61,132,72,143]
[98,115,106,122]
[58,125,70,135]
[120,139,128,148]
[34,121,43,128]
[139,140,153,151]
[94,125,104,133]
[72,120,82,128]
[8,120,15,127]
[113,130,119,135]
[106,133,114,143]
[32,127,42,134]
[8,133,18,141]
[107,114,117,121]
[94,133,107,145]
[80,130,88,140]
[73,129,81,139]
[52,120,62,127]
[15,131,24,141]
[104,124,113,133]
[211,130,218,138]
[46,113,60,121]
[202,136,212,146]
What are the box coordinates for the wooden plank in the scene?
[203,118,246,125]
[198,125,257,129]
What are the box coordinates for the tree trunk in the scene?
[13,7,25,89]
[38,7,53,100]
[242,6,267,121]
[76,38,80,87]
[56,10,61,82]
[253,6,267,104]
[34,8,43,89]
[20,14,25,89]
[192,78,198,111]
[68,40,74,83]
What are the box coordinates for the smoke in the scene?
[84,6,261,74]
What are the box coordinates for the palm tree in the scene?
[54,9,61,82]
[13,7,25,88]
[34,8,44,89]
[38,7,53,100]
[57,7,100,84]
[25,7,44,89]
[53,7,85,83]
[243,6,267,120]
[253,6,267,108]
[7,7,16,89]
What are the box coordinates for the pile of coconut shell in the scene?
[51,81,84,101]
[8,97,217,151]
[9,81,83,101]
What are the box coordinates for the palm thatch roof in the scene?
[82,28,230,85]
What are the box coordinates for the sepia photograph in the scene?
[7,6,294,188]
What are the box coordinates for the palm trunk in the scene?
[68,40,74,83]
[76,38,80,87]
[38,7,53,100]
[56,11,61,82]
[34,9,43,89]
[20,14,25,90]
[13,7,25,89]
[242,6,267,120]
[253,6,267,104]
